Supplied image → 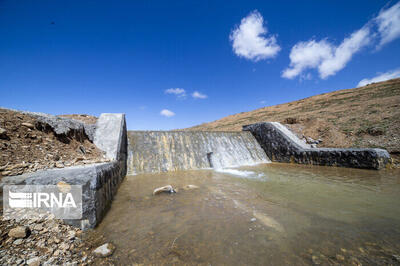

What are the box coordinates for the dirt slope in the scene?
[0,109,107,178]
[186,78,400,155]
[58,114,98,124]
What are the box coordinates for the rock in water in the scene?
[8,226,30,238]
[183,184,199,190]
[153,185,176,195]
[93,243,115,258]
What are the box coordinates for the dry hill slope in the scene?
[186,78,400,155]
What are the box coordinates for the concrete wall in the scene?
[127,131,268,174]
[243,122,391,170]
[1,113,127,229]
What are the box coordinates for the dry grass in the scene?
[185,78,400,154]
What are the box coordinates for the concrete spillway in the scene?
[127,131,270,174]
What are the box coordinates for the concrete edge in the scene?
[1,113,127,229]
[243,122,391,170]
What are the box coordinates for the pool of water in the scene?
[95,163,400,265]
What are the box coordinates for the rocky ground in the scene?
[0,209,117,265]
[58,114,98,125]
[0,109,108,178]
[0,109,119,265]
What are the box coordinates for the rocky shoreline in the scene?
[0,209,92,265]
[0,208,118,265]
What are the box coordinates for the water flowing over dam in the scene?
[127,131,270,174]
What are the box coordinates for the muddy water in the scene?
[95,163,400,265]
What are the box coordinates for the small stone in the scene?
[392,255,400,262]
[55,162,64,168]
[53,250,61,256]
[0,127,8,139]
[8,226,30,239]
[26,257,40,266]
[21,122,35,129]
[33,224,43,231]
[67,230,76,240]
[13,239,23,245]
[336,254,345,261]
[59,242,70,250]
[250,218,257,222]
[93,243,115,258]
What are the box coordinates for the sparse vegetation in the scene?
[185,78,400,156]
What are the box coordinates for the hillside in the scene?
[0,108,106,178]
[186,78,400,156]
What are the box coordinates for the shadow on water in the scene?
[94,163,400,265]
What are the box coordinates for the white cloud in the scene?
[230,10,281,61]
[165,88,186,98]
[376,2,400,47]
[357,68,400,87]
[319,27,371,78]
[192,91,207,99]
[160,109,175,117]
[282,40,332,79]
[282,27,371,79]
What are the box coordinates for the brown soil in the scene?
[186,78,400,157]
[0,109,106,178]
[58,114,98,125]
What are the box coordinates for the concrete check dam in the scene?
[127,131,270,174]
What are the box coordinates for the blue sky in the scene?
[1,1,400,130]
